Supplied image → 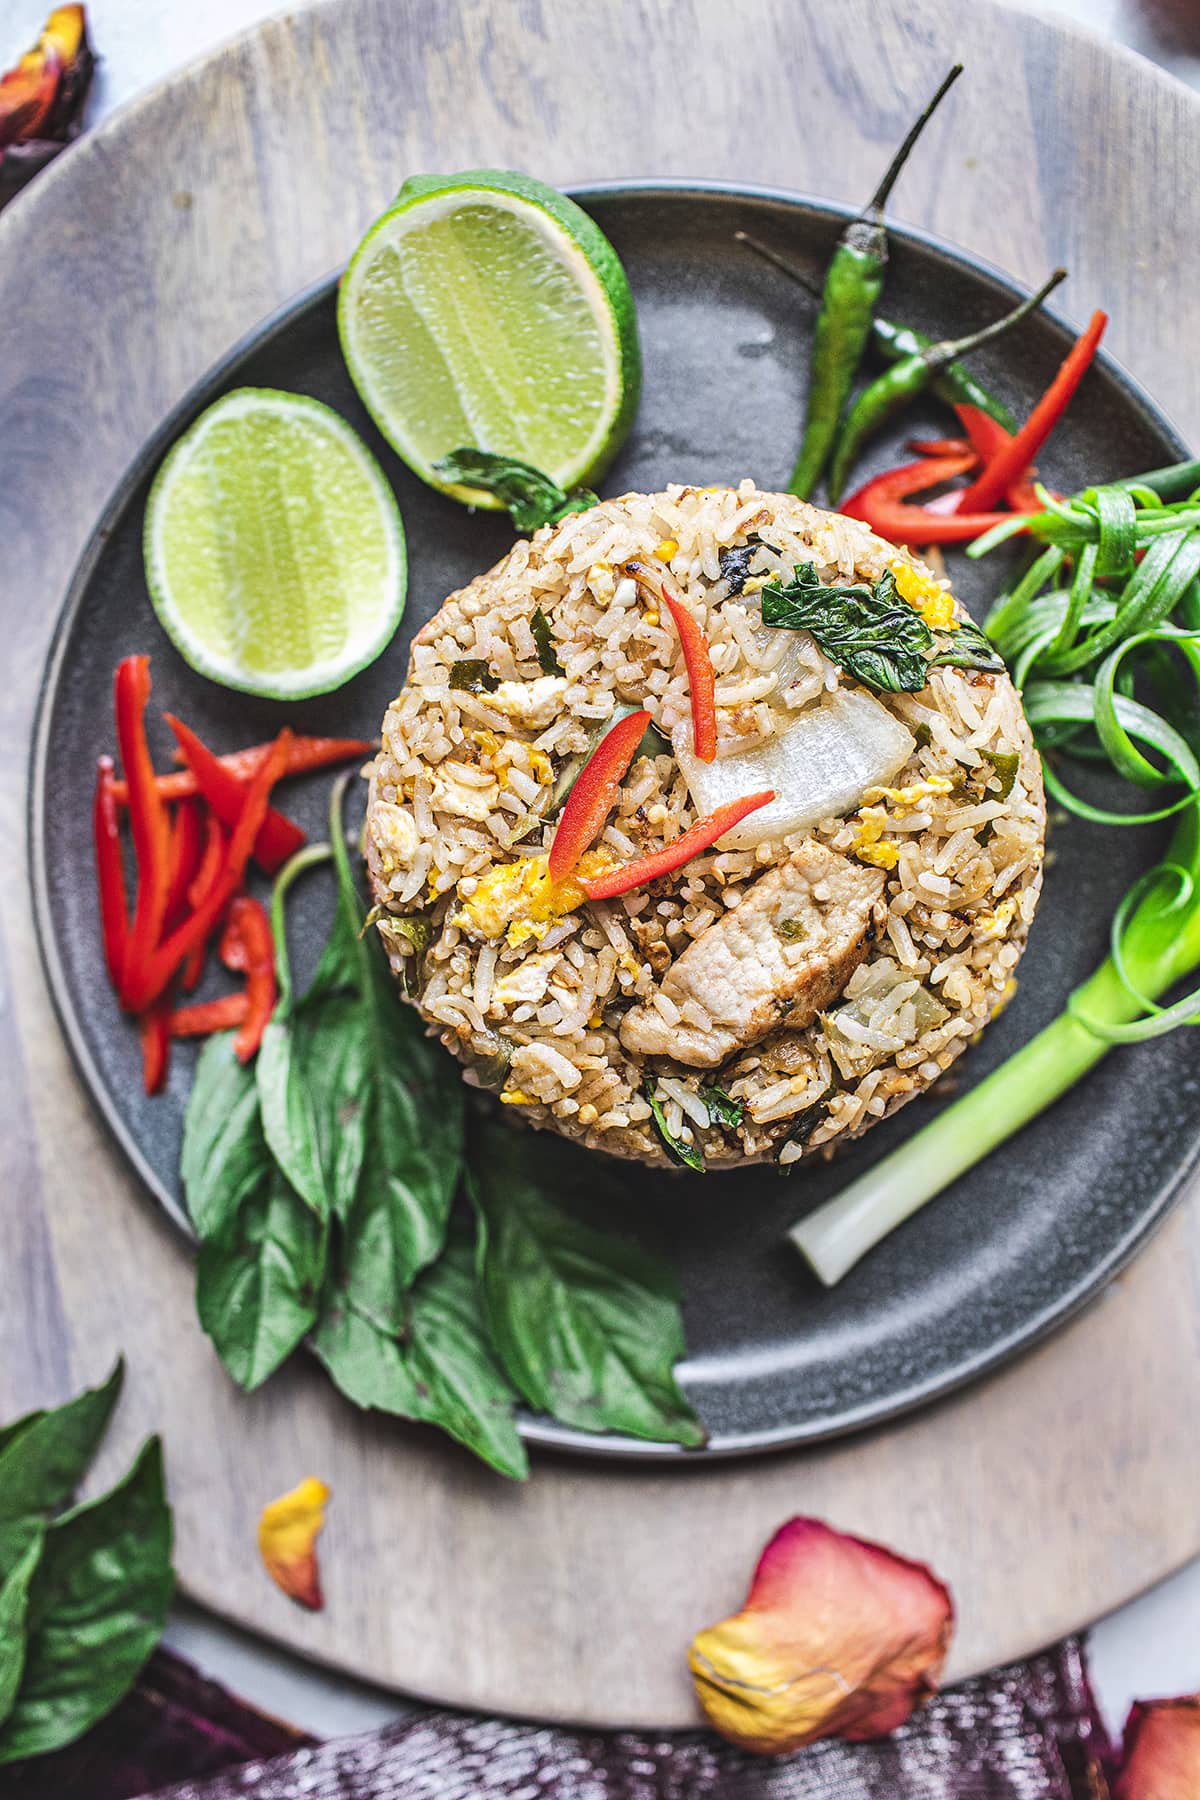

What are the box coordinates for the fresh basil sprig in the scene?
[470,1116,706,1448]
[530,605,563,675]
[0,1369,173,1766]
[434,448,598,533]
[929,613,1006,675]
[645,1075,705,1171]
[762,562,934,692]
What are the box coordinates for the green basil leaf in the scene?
[433,448,598,534]
[448,659,499,694]
[717,534,765,596]
[181,1033,269,1241]
[311,1288,419,1416]
[406,1231,527,1480]
[0,1362,122,1580]
[258,992,372,1222]
[762,562,934,693]
[530,606,563,676]
[470,1121,706,1448]
[196,1164,327,1391]
[699,1085,744,1130]
[0,1416,43,1462]
[0,1437,172,1765]
[646,1076,705,1171]
[313,1227,526,1479]
[341,962,464,1325]
[0,1536,43,1730]
[929,614,1006,674]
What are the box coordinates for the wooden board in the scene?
[3,0,1200,1729]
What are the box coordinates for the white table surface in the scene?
[6,0,1199,1750]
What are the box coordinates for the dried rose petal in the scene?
[0,6,95,192]
[688,1515,953,1755]
[257,1476,330,1611]
[1115,1696,1200,1799]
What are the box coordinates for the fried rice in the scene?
[365,482,1045,1171]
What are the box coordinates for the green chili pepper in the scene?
[827,267,1066,501]
[786,64,963,500]
[737,229,1017,435]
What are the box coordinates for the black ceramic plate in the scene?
[30,183,1200,1461]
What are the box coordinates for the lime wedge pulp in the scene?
[144,388,407,700]
[338,170,641,508]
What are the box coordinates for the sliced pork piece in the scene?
[619,843,886,1069]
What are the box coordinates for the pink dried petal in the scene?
[688,1515,953,1756]
[1115,1696,1200,1799]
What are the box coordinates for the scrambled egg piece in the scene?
[863,776,954,815]
[456,851,611,948]
[487,676,567,729]
[975,896,1017,939]
[370,802,419,876]
[852,807,900,871]
[891,559,958,631]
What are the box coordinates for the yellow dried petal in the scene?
[258,1477,330,1611]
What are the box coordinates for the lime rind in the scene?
[144,387,407,701]
[338,170,641,509]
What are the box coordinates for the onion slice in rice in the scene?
[675,689,916,850]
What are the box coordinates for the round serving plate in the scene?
[29,180,1200,1459]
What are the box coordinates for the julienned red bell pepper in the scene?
[579,791,776,901]
[165,714,305,876]
[548,709,651,882]
[110,735,374,805]
[841,453,1017,546]
[220,894,276,1061]
[627,559,717,763]
[123,729,292,1013]
[92,756,129,990]
[169,993,251,1037]
[114,656,174,1007]
[182,813,225,990]
[139,998,172,1095]
[955,309,1107,514]
[164,798,204,926]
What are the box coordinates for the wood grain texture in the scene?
[3,0,1200,1728]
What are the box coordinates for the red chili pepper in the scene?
[164,798,204,926]
[579,791,776,901]
[110,735,374,805]
[169,992,251,1037]
[548,709,651,882]
[627,560,717,763]
[908,436,974,458]
[139,998,172,1095]
[114,657,174,1007]
[953,404,1050,515]
[841,453,1017,546]
[955,310,1107,514]
[165,714,305,876]
[92,755,129,990]
[220,894,276,1061]
[123,730,292,1012]
[181,813,225,990]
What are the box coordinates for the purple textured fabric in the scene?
[142,1638,1111,1800]
[0,1649,313,1800]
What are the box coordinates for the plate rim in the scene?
[27,176,1197,1464]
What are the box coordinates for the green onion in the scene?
[789,467,1200,1284]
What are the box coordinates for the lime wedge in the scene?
[338,170,641,507]
[144,388,407,699]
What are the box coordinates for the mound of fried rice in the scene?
[365,482,1045,1171]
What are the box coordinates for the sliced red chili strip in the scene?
[164,798,204,926]
[548,709,651,883]
[169,993,251,1037]
[221,894,276,1062]
[841,453,1016,546]
[114,656,174,1007]
[953,404,1048,515]
[579,791,775,901]
[110,735,374,805]
[181,814,225,990]
[955,310,1107,514]
[92,755,129,990]
[627,559,717,763]
[139,997,172,1095]
[165,714,305,876]
[123,730,292,1012]
[908,436,974,458]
